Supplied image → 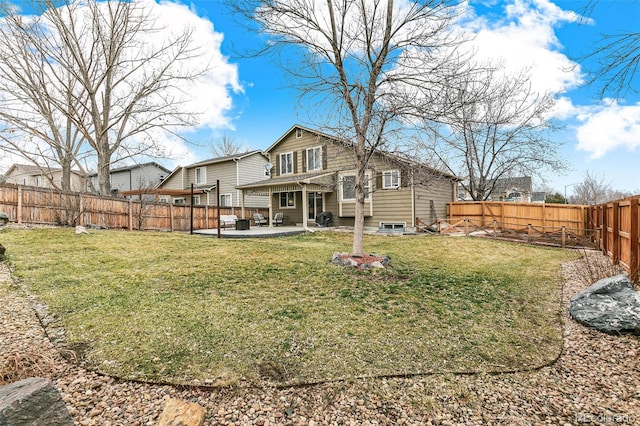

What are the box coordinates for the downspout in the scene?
[233,158,242,217]
[411,171,416,230]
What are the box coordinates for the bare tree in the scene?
[209,134,249,158]
[415,67,567,201]
[579,1,640,98]
[0,4,91,190]
[571,171,612,205]
[227,0,467,255]
[0,0,206,194]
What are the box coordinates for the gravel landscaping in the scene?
[1,252,639,425]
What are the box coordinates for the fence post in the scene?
[561,226,566,248]
[437,219,442,233]
[527,224,532,244]
[128,199,133,231]
[17,186,22,224]
[79,194,85,226]
[170,203,174,232]
[611,202,620,264]
[492,220,497,238]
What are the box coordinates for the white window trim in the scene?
[306,146,322,172]
[159,197,169,203]
[280,152,294,175]
[193,195,201,205]
[173,197,186,205]
[340,172,370,201]
[279,191,296,209]
[382,169,401,189]
[379,222,406,229]
[195,167,206,185]
[220,193,232,207]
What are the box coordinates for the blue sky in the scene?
[172,0,639,196]
[3,0,638,196]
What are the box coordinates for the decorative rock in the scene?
[75,226,89,234]
[569,274,640,334]
[0,377,74,426]
[156,398,206,426]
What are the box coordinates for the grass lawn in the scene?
[1,228,578,386]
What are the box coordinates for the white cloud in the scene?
[153,0,242,124]
[576,101,640,158]
[465,0,583,96]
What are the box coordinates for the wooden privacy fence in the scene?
[0,184,268,232]
[590,197,640,282]
[440,201,595,247]
[447,201,590,233]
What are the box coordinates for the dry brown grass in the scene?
[0,349,58,385]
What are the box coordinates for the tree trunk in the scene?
[97,148,111,195]
[352,166,366,256]
[60,158,72,192]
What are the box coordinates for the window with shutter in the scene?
[280,152,293,175]
[382,170,400,189]
[306,146,322,172]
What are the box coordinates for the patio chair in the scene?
[253,213,268,227]
[273,212,284,226]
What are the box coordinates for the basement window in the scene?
[379,222,405,231]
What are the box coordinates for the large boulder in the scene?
[569,275,640,334]
[0,377,74,425]
[156,398,206,426]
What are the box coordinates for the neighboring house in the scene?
[156,151,269,207]
[490,176,533,202]
[237,125,458,231]
[531,192,546,203]
[88,162,170,196]
[3,163,86,192]
[458,176,534,202]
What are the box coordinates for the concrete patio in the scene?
[193,225,314,238]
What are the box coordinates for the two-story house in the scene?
[157,150,269,207]
[88,162,171,196]
[3,163,86,192]
[237,125,458,231]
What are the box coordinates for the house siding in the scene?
[237,154,270,208]
[159,169,184,191]
[414,177,455,224]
